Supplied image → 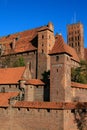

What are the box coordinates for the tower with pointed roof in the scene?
[67,22,84,59]
[49,35,72,102]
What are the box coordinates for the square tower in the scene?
[37,22,55,79]
[67,22,84,59]
[49,35,72,102]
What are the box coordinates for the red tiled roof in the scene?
[49,35,80,62]
[0,67,25,84]
[25,79,45,86]
[71,82,87,89]
[0,28,38,55]
[0,25,50,55]
[13,101,87,109]
[0,92,19,107]
[4,41,37,55]
[84,48,87,60]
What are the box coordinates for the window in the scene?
[72,43,73,47]
[29,62,31,71]
[47,109,50,112]
[18,108,20,111]
[42,35,44,39]
[1,87,5,93]
[42,49,44,53]
[10,42,13,49]
[27,108,29,111]
[78,36,79,40]
[78,42,80,46]
[56,56,59,61]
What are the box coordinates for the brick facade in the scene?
[0,107,79,130]
[67,22,84,59]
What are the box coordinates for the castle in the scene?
[0,22,87,130]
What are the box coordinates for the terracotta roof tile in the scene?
[49,35,80,62]
[0,92,19,107]
[84,48,87,60]
[13,101,87,109]
[71,82,87,89]
[0,67,25,84]
[25,79,45,86]
[0,25,49,55]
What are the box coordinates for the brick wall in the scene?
[72,87,87,102]
[25,85,43,101]
[1,51,37,78]
[50,54,71,102]
[0,107,79,130]
[0,84,19,92]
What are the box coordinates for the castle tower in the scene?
[67,22,84,59]
[49,35,71,102]
[37,22,55,79]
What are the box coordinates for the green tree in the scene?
[42,70,50,101]
[13,57,25,67]
[71,60,87,84]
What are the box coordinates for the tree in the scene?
[71,60,87,84]
[13,56,25,67]
[42,70,50,101]
[2,55,11,68]
[73,103,87,130]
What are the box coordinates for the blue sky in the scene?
[0,0,87,47]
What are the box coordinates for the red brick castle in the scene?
[0,22,86,130]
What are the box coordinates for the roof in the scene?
[0,25,50,55]
[0,92,19,107]
[0,67,25,84]
[49,35,80,62]
[84,48,87,60]
[71,82,87,89]
[0,28,38,55]
[25,79,45,86]
[13,101,87,109]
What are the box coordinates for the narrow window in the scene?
[47,109,50,112]
[56,56,59,61]
[27,108,29,111]
[29,62,31,71]
[42,49,44,53]
[42,35,44,39]
[78,42,80,46]
[18,108,20,111]
[10,42,13,49]
[72,43,73,47]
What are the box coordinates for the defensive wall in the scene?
[0,102,87,130]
